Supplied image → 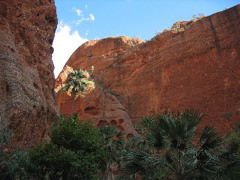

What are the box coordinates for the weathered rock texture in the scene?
[55,38,143,137]
[56,5,240,135]
[0,0,58,147]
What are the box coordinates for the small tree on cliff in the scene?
[63,69,94,115]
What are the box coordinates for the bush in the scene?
[223,123,240,145]
[1,112,239,180]
[28,115,109,179]
[0,129,30,180]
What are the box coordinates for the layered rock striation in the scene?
[0,0,58,147]
[56,5,240,134]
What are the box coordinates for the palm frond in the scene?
[181,110,203,131]
[122,151,148,175]
[62,68,95,97]
[158,112,176,135]
[141,116,156,131]
[220,160,240,179]
[199,126,221,150]
[122,151,165,178]
[100,126,118,141]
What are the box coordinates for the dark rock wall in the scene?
[0,0,58,147]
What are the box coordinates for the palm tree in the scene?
[63,69,94,115]
[122,110,240,180]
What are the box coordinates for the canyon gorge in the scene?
[0,0,239,147]
[56,5,240,135]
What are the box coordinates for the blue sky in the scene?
[53,0,239,77]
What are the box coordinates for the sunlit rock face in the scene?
[0,0,58,147]
[56,5,240,135]
[55,37,143,137]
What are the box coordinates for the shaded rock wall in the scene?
[0,0,58,147]
[56,5,240,134]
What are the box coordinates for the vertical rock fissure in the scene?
[208,16,222,58]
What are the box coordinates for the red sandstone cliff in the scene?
[0,0,58,147]
[55,38,143,137]
[56,5,240,134]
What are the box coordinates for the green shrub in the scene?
[223,123,240,145]
[0,149,30,180]
[0,129,30,180]
[28,115,109,179]
[1,112,239,180]
[99,126,126,179]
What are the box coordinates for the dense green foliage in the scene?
[122,110,240,180]
[28,115,109,179]
[63,69,95,115]
[223,123,240,145]
[99,126,125,179]
[0,111,239,180]
[63,69,94,96]
[0,129,29,180]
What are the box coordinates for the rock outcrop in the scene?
[56,5,240,134]
[0,0,58,147]
[55,37,143,137]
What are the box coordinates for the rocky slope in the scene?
[56,5,240,134]
[0,0,58,147]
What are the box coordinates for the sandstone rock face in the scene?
[56,5,240,135]
[0,0,58,147]
[55,37,143,137]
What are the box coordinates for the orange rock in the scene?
[55,37,142,136]
[56,5,240,135]
[0,0,58,148]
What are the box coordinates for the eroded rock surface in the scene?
[56,5,240,134]
[55,37,142,136]
[0,0,58,147]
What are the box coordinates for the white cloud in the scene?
[74,13,96,25]
[89,13,95,21]
[76,9,82,16]
[52,22,88,77]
